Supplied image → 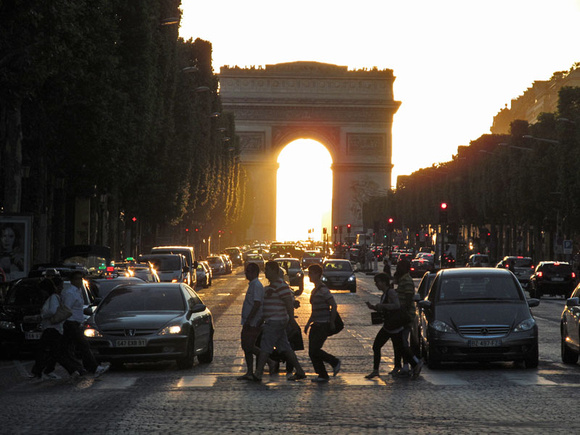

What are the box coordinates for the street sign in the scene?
[563,240,573,255]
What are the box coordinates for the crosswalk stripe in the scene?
[177,375,218,388]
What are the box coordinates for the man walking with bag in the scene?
[304,264,341,383]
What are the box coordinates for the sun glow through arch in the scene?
[276,139,332,242]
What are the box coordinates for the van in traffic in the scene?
[150,246,197,287]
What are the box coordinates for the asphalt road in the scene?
[1,268,579,434]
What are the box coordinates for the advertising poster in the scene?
[0,215,33,282]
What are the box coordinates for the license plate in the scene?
[469,339,502,347]
[25,332,42,340]
[116,339,147,347]
[552,277,564,282]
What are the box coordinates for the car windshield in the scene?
[542,264,572,274]
[324,262,352,272]
[207,257,222,264]
[438,274,522,302]
[513,258,533,268]
[145,257,181,271]
[99,286,184,313]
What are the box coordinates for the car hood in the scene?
[435,301,530,326]
[94,312,182,330]
[323,271,354,277]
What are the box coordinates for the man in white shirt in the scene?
[238,263,266,380]
[62,271,109,378]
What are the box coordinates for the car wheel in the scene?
[561,330,579,364]
[524,345,539,369]
[176,334,195,369]
[197,333,214,364]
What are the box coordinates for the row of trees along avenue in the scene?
[0,1,250,263]
[365,85,580,263]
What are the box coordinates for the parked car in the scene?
[207,255,227,276]
[83,283,214,368]
[196,263,210,288]
[417,267,539,368]
[411,271,438,356]
[560,282,580,364]
[199,261,212,287]
[219,254,233,274]
[0,277,97,355]
[139,254,189,284]
[274,258,304,295]
[529,261,576,299]
[321,259,356,293]
[244,253,265,272]
[496,256,535,288]
[466,254,490,267]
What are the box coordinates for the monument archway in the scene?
[219,62,401,242]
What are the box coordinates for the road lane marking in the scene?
[421,372,470,385]
[92,377,138,389]
[177,375,218,387]
[504,372,557,386]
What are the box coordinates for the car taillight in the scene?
[572,272,576,279]
[537,271,543,278]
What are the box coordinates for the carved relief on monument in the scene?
[238,132,265,153]
[271,126,339,155]
[230,106,390,123]
[346,133,386,156]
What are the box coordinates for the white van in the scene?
[139,253,188,284]
[150,246,197,287]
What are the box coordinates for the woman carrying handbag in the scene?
[365,273,423,380]
[30,277,85,380]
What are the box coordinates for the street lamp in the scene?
[522,135,560,144]
[182,66,199,73]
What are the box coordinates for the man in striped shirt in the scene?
[254,261,307,381]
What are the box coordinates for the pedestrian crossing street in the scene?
[23,365,580,390]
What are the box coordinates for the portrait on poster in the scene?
[0,215,32,281]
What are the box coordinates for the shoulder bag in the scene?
[50,295,73,324]
[328,311,344,336]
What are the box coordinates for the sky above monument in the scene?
[180,0,580,188]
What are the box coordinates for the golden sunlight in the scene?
[276,139,332,242]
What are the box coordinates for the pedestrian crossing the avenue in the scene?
[17,366,580,391]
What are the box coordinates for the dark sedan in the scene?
[417,268,539,369]
[321,259,356,293]
[83,283,214,369]
[529,261,576,299]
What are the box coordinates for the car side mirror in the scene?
[189,303,206,314]
[417,300,432,309]
[527,298,540,308]
[566,297,580,308]
[83,305,97,316]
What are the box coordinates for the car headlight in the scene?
[0,320,16,330]
[431,320,456,333]
[84,327,103,338]
[321,276,328,282]
[159,325,182,335]
[513,318,536,332]
[348,275,356,282]
[296,272,302,277]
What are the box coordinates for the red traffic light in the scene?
[185,228,189,232]
[388,217,394,223]
[132,217,137,222]
[440,202,448,210]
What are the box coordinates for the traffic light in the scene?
[439,202,448,224]
[334,226,338,234]
[387,217,394,232]
[347,224,351,234]
[132,216,137,223]
[323,227,327,235]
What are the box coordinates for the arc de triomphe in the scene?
[219,61,400,242]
